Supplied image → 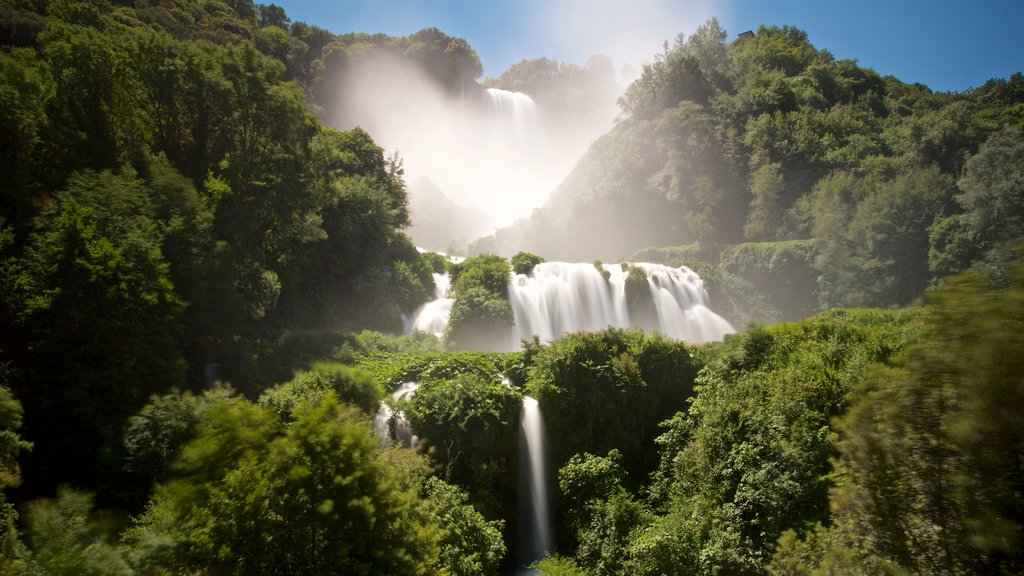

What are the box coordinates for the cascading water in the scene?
[484,88,540,142]
[406,260,734,346]
[518,396,552,570]
[641,264,736,342]
[508,261,735,344]
[409,272,454,337]
[372,381,420,447]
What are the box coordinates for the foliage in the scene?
[355,350,516,391]
[121,385,233,503]
[633,309,915,574]
[772,258,1024,575]
[408,373,522,518]
[719,240,819,319]
[526,328,701,482]
[126,393,444,575]
[9,174,186,500]
[575,490,650,575]
[446,255,515,351]
[814,165,955,307]
[423,476,506,576]
[511,251,545,275]
[258,362,381,419]
[557,449,651,572]
[533,555,589,576]
[957,124,1024,248]
[3,488,132,576]
[0,378,30,493]
[0,375,31,572]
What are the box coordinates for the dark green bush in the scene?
[525,328,700,481]
[408,373,522,520]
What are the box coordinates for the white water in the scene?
[519,396,551,568]
[484,88,540,143]
[510,261,734,344]
[407,261,734,346]
[372,381,420,447]
[409,272,453,337]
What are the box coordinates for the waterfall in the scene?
[407,260,734,345]
[508,261,734,344]
[484,88,540,141]
[519,396,551,569]
[372,381,420,447]
[409,272,454,337]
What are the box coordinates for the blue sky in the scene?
[271,0,1021,93]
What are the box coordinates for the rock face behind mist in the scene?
[407,178,495,252]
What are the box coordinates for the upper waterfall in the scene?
[484,88,540,141]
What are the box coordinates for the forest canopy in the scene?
[1,2,1022,575]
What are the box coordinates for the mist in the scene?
[322,50,623,244]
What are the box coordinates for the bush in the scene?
[447,255,515,351]
[258,362,381,419]
[525,328,701,481]
[408,373,522,519]
[511,252,545,275]
[126,394,445,575]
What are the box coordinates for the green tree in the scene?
[0,372,31,572]
[957,125,1024,247]
[122,385,234,494]
[773,255,1024,575]
[408,373,521,518]
[815,166,955,307]
[446,255,514,351]
[744,163,786,240]
[127,393,444,575]
[511,251,545,275]
[0,48,52,231]
[12,176,185,499]
[634,310,913,575]
[423,476,506,576]
[258,362,380,419]
[526,328,701,482]
[8,489,132,576]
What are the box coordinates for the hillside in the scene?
[473,21,1024,318]
[1,3,1023,575]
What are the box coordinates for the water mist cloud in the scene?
[325,50,621,231]
[319,1,727,239]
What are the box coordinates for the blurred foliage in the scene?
[125,393,444,574]
[772,255,1024,575]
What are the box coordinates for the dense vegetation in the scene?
[475,20,1024,320]
[1,2,1022,575]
